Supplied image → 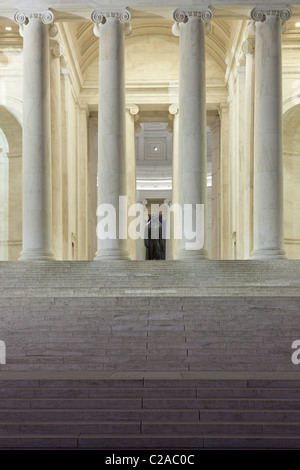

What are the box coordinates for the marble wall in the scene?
[283,104,300,259]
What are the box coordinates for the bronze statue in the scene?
[144,214,165,260]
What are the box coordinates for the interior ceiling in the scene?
[66,8,300,77]
[67,15,233,75]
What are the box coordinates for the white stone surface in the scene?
[19,16,54,261]
[125,107,137,260]
[175,13,209,260]
[94,14,128,260]
[0,340,6,365]
[251,12,287,259]
[87,117,98,260]
[243,31,255,259]
[77,105,89,260]
[283,105,300,259]
[50,40,63,260]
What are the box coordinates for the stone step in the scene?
[4,354,293,364]
[141,421,300,435]
[0,432,300,449]
[0,386,299,399]
[0,434,204,449]
[2,396,300,411]
[0,421,141,435]
[0,260,299,297]
[0,363,287,371]
[0,408,200,423]
[202,435,300,449]
[2,420,300,437]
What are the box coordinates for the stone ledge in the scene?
[1,370,300,381]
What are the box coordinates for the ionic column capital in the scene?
[173,8,213,23]
[241,20,256,60]
[242,37,255,55]
[126,104,139,116]
[126,105,141,133]
[250,6,292,22]
[172,8,213,36]
[91,9,131,25]
[167,105,179,132]
[14,10,55,25]
[50,38,64,58]
[91,9,132,37]
[169,104,179,115]
[14,10,57,38]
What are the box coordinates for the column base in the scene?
[250,248,287,260]
[94,249,130,261]
[175,248,210,261]
[19,249,55,261]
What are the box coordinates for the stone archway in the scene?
[283,104,300,259]
[0,105,22,260]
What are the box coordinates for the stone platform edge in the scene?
[1,370,300,381]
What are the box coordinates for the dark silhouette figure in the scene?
[144,214,164,260]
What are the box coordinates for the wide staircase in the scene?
[0,260,299,449]
[0,373,300,449]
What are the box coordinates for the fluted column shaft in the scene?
[15,11,55,261]
[92,10,131,260]
[173,9,213,260]
[251,7,291,259]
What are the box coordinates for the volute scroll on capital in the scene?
[242,38,255,55]
[50,38,64,58]
[126,105,141,132]
[167,105,179,132]
[169,104,179,115]
[127,104,139,116]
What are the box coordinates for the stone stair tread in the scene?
[1,386,299,399]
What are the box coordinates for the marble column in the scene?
[220,104,231,260]
[60,65,70,260]
[50,39,63,260]
[125,105,139,260]
[77,105,89,260]
[208,114,221,260]
[92,9,131,260]
[173,8,213,260]
[15,11,55,261]
[242,22,255,258]
[251,7,291,259]
[169,104,179,260]
[87,116,98,260]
